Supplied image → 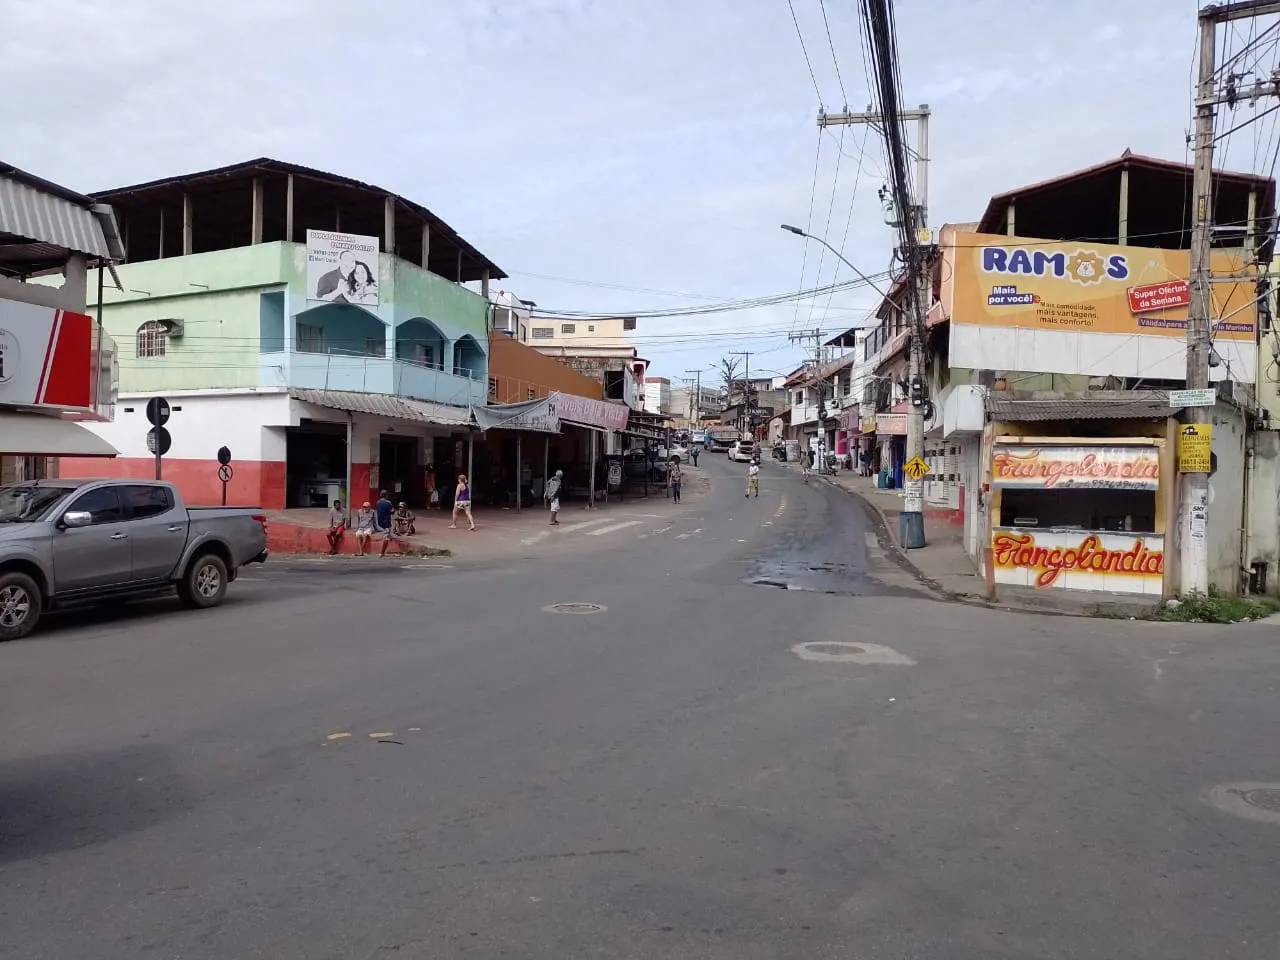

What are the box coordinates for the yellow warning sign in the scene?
[904,456,931,481]
[1178,423,1212,473]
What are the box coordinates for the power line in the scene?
[786,0,824,104]
[817,0,848,105]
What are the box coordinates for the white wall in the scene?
[1247,429,1280,593]
[1207,404,1247,594]
[951,325,1256,384]
[81,390,293,460]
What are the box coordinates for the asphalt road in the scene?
[1,455,1278,959]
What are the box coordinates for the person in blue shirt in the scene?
[375,490,394,532]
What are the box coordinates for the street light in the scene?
[780,224,892,300]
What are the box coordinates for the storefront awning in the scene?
[471,397,559,433]
[0,411,118,456]
[986,391,1182,422]
[290,388,473,427]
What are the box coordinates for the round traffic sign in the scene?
[218,464,233,483]
[146,426,172,456]
[146,396,171,427]
[217,445,232,466]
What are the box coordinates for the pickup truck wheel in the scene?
[178,554,228,609]
[0,572,42,641]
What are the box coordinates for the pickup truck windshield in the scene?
[0,484,76,523]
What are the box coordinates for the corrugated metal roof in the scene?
[0,168,113,261]
[290,388,473,426]
[986,392,1180,422]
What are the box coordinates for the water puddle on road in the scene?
[743,557,919,598]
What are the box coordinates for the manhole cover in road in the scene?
[543,602,607,615]
[1205,782,1280,824]
[790,641,916,665]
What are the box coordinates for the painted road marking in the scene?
[637,525,673,540]
[774,498,788,519]
[369,732,393,738]
[405,563,454,569]
[326,732,352,740]
[586,520,643,537]
[675,528,703,540]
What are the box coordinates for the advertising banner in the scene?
[306,230,381,306]
[1177,423,1212,472]
[472,397,560,434]
[550,391,630,431]
[950,233,1255,341]
[0,298,98,413]
[875,413,907,435]
[991,445,1160,490]
[992,529,1165,593]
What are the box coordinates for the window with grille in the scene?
[297,323,324,353]
[136,321,168,358]
[623,318,637,331]
[560,323,576,334]
[366,338,386,358]
[531,327,554,339]
[488,378,497,398]
[527,388,536,401]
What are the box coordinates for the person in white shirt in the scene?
[746,459,760,498]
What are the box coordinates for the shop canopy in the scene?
[289,388,472,427]
[986,391,1185,422]
[0,411,118,457]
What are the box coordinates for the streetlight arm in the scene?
[779,224,892,300]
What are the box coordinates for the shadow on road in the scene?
[0,745,194,865]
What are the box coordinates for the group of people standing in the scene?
[324,474,475,556]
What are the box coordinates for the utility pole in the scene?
[1180,0,1280,595]
[684,368,704,431]
[819,101,931,547]
[730,350,753,436]
[789,329,825,459]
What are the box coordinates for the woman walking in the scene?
[669,459,683,504]
[450,473,476,531]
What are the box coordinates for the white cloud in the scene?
[0,0,1223,379]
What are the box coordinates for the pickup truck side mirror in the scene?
[60,511,93,529]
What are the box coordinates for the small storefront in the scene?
[987,437,1169,596]
[874,410,907,488]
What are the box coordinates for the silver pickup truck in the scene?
[0,478,269,641]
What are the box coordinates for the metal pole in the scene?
[1180,11,1219,597]
[345,413,354,510]
[588,430,597,509]
[467,432,474,491]
[515,433,522,513]
[544,434,550,497]
[154,443,162,481]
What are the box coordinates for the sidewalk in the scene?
[797,465,1158,619]
[266,468,712,560]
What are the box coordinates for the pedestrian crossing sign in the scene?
[904,456,930,481]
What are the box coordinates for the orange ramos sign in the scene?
[991,445,1160,490]
[950,233,1256,341]
[992,531,1165,589]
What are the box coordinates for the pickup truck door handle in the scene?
[110,533,128,540]
[166,525,183,532]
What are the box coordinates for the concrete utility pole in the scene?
[730,350,753,435]
[788,329,825,457]
[818,104,931,547]
[684,368,704,430]
[1181,0,1280,594]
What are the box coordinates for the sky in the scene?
[2,0,1242,389]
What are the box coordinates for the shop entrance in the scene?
[378,434,420,506]
[286,422,347,508]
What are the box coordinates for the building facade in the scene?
[643,377,670,414]
[59,159,504,510]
